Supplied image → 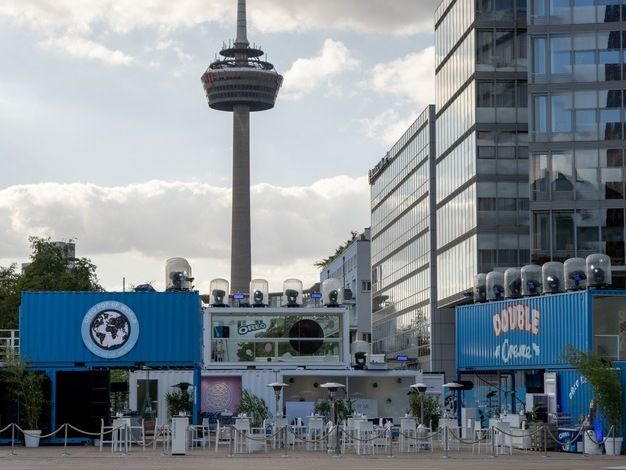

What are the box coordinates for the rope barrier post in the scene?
[490,426,496,458]
[62,423,69,456]
[387,428,393,458]
[282,426,288,458]
[10,423,16,456]
[581,428,586,457]
[228,426,234,457]
[443,426,449,459]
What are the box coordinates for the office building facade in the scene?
[528,0,626,288]
[320,228,372,344]
[435,0,531,308]
[369,106,441,372]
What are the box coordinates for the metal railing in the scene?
[0,330,19,362]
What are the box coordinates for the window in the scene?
[551,92,573,139]
[361,281,371,292]
[551,35,571,75]
[478,31,494,67]
[533,94,548,136]
[551,150,574,193]
[495,81,515,107]
[553,211,575,252]
[532,37,547,75]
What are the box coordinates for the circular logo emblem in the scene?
[81,301,139,358]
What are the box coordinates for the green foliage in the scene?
[314,230,359,269]
[0,265,21,329]
[235,389,269,427]
[408,392,441,430]
[165,390,192,418]
[3,352,46,429]
[565,345,624,437]
[313,397,355,422]
[0,237,102,328]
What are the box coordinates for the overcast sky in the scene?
[0,0,437,293]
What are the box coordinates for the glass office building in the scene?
[369,106,439,371]
[435,0,531,307]
[528,0,626,288]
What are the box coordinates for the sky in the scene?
[0,0,438,293]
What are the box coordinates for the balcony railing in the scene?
[0,329,19,363]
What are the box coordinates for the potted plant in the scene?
[235,389,269,428]
[408,393,441,430]
[565,345,624,455]
[313,397,354,422]
[165,390,192,418]
[4,353,46,447]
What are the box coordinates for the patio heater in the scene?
[268,382,288,451]
[267,382,288,420]
[321,382,345,456]
[409,383,428,428]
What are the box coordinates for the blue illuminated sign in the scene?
[396,355,408,362]
[233,293,245,300]
[310,293,322,299]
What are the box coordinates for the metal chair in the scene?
[356,420,375,455]
[214,420,231,453]
[234,418,251,453]
[129,418,145,449]
[399,418,417,452]
[306,417,325,451]
[99,418,114,452]
[153,422,171,450]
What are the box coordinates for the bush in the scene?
[4,353,46,429]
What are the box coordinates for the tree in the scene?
[0,237,102,328]
[0,265,21,329]
[565,345,623,438]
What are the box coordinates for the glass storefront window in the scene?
[210,313,343,363]
[602,208,625,264]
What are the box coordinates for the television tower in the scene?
[201,0,283,294]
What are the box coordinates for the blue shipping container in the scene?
[457,290,626,370]
[20,291,202,367]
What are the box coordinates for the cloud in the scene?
[0,0,437,37]
[357,109,419,146]
[282,39,359,98]
[0,177,370,290]
[40,36,134,65]
[356,47,434,144]
[368,46,435,108]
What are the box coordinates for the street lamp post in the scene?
[321,382,345,456]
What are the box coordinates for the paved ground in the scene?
[0,446,624,470]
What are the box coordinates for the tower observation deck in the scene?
[201,0,283,294]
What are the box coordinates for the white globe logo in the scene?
[89,310,131,351]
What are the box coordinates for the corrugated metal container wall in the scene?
[20,291,202,367]
[457,291,591,370]
[553,365,626,442]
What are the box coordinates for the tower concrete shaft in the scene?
[201,0,282,294]
[231,104,251,293]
